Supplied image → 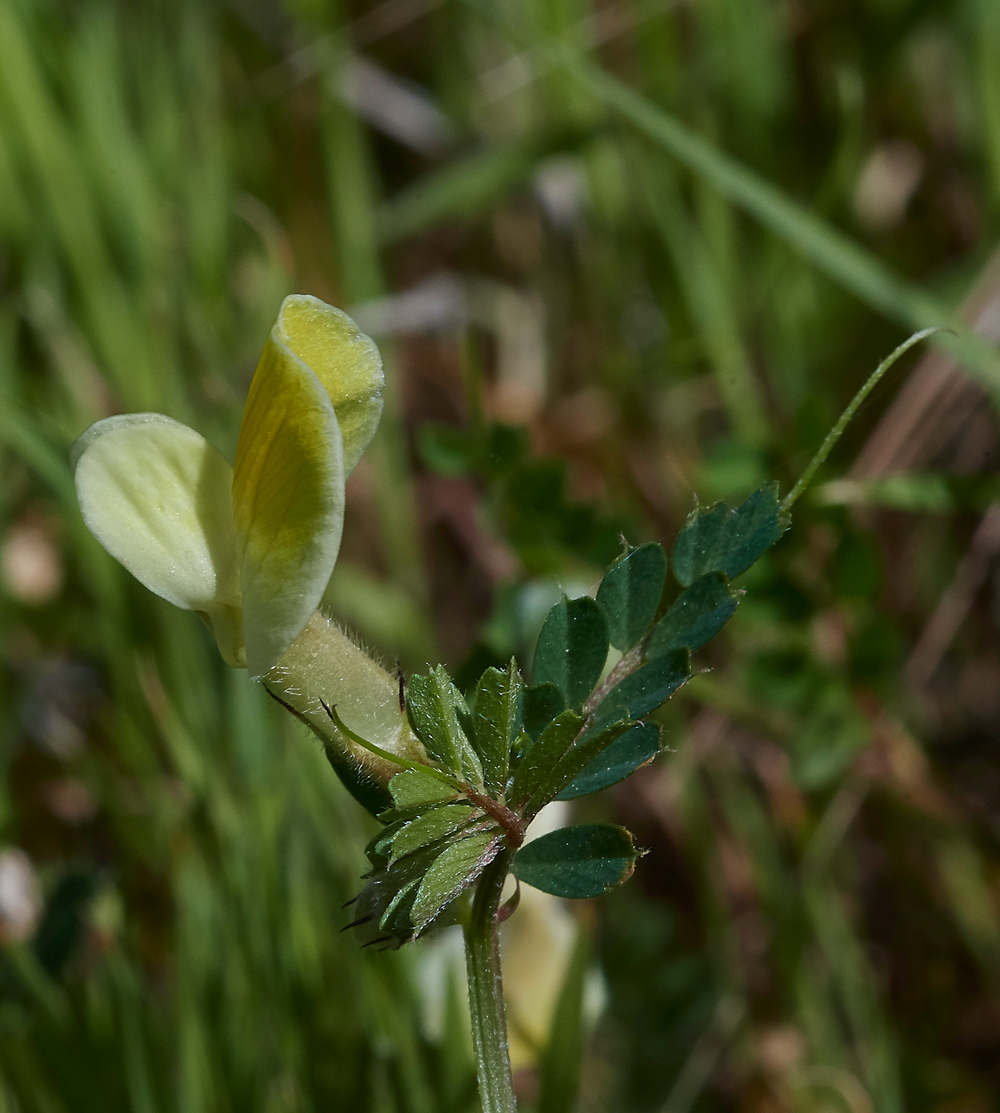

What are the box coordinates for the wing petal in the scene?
[73,414,244,666]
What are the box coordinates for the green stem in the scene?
[464,850,518,1113]
[782,327,943,511]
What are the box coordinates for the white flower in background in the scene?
[0,848,41,943]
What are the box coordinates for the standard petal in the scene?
[233,333,345,678]
[72,414,244,666]
[274,294,384,475]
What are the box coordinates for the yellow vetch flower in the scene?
[73,294,382,678]
[74,295,420,801]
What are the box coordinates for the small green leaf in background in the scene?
[596,542,668,651]
[647,572,738,658]
[557,722,662,799]
[512,824,641,899]
[509,709,583,809]
[472,660,521,797]
[521,682,566,741]
[589,648,691,735]
[533,596,610,708]
[390,803,479,861]
[672,482,785,587]
[417,422,478,476]
[406,666,484,784]
[389,768,458,808]
[411,830,501,932]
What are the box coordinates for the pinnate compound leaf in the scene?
[411,830,502,932]
[509,709,583,809]
[521,683,566,742]
[512,824,641,899]
[533,596,610,709]
[473,660,521,797]
[672,482,785,587]
[389,768,458,809]
[406,667,484,784]
[557,722,662,800]
[389,803,479,861]
[648,572,738,658]
[588,648,691,737]
[596,543,668,651]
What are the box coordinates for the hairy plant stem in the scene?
[464,848,518,1113]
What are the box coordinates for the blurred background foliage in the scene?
[2,0,1000,1109]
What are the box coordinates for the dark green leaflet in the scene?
[521,682,566,742]
[533,596,609,709]
[512,824,641,899]
[587,648,691,737]
[556,722,662,800]
[472,660,521,797]
[525,719,634,816]
[672,482,785,586]
[596,543,668,651]
[647,571,738,658]
[508,709,583,809]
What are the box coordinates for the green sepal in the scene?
[672,482,785,587]
[472,660,521,797]
[389,767,459,808]
[521,683,566,742]
[533,596,609,709]
[511,823,641,899]
[588,648,691,737]
[321,743,395,817]
[406,666,485,784]
[647,572,738,658]
[596,543,668,651]
[272,695,394,817]
[508,709,583,809]
[556,722,662,800]
[411,829,503,932]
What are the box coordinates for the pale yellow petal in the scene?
[274,294,384,475]
[72,414,244,667]
[233,334,345,678]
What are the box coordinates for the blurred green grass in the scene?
[3,0,1000,1110]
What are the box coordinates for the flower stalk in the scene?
[464,850,519,1113]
